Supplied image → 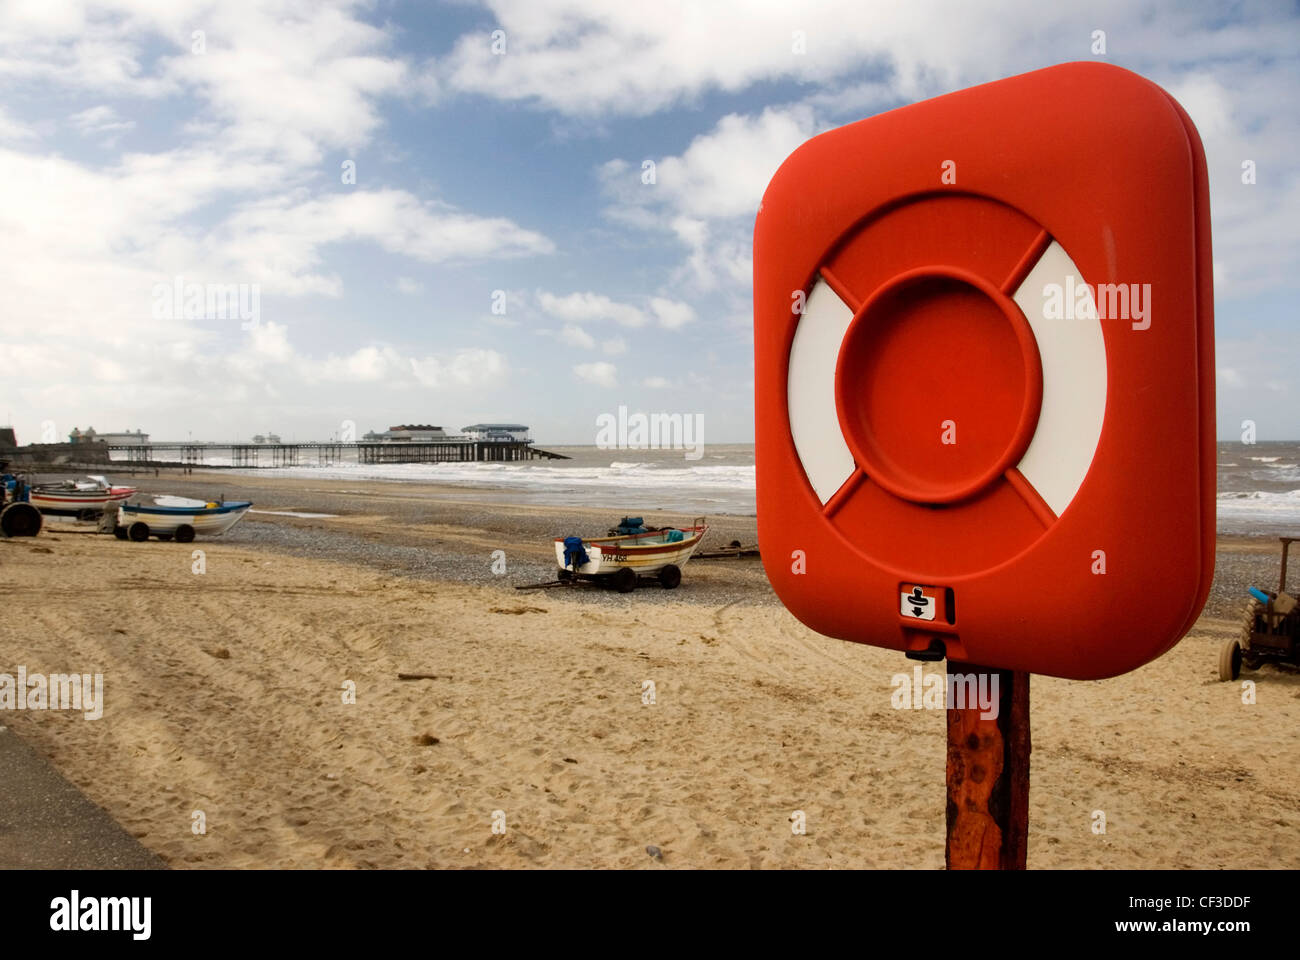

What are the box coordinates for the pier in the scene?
[106,440,569,467]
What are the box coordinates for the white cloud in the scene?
[437,1,1049,116]
[395,276,424,295]
[649,297,695,330]
[0,6,549,440]
[231,329,509,392]
[246,320,294,364]
[539,290,697,340]
[438,2,867,115]
[596,26,1300,308]
[1,2,1296,442]
[221,190,554,295]
[573,361,617,387]
[643,376,673,388]
[409,348,507,388]
[0,1,411,163]
[0,148,553,352]
[0,1,560,426]
[69,105,135,139]
[0,7,177,98]
[1158,66,1300,296]
[165,11,407,163]
[0,106,37,142]
[441,2,1300,124]
[1217,367,1244,389]
[602,107,816,291]
[1214,335,1300,437]
[312,344,400,383]
[652,107,817,219]
[559,324,596,349]
[537,290,647,327]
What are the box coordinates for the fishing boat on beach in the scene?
[30,475,136,517]
[555,517,707,591]
[116,498,252,542]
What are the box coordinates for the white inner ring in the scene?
[786,241,1107,517]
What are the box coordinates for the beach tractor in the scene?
[0,470,43,538]
[1219,537,1300,681]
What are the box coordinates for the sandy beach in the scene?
[0,470,1297,869]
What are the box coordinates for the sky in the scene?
[0,0,1296,445]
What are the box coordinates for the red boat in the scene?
[29,475,137,517]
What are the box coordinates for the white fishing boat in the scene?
[30,475,136,517]
[116,498,252,542]
[554,517,707,591]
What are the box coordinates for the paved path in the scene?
[0,725,164,869]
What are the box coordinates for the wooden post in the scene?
[945,663,1030,870]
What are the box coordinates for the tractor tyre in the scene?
[0,502,42,537]
[1240,597,1261,652]
[1218,638,1242,682]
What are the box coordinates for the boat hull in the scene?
[118,502,251,537]
[30,487,135,513]
[555,523,707,577]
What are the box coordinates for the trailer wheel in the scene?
[113,526,128,540]
[1218,638,1242,682]
[128,521,151,542]
[612,567,637,593]
[658,564,682,590]
[175,525,196,544]
[157,534,173,541]
[0,502,42,537]
[77,508,99,522]
[557,568,573,581]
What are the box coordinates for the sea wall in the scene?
[0,440,113,467]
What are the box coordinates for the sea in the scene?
[111,440,1300,534]
[1215,441,1300,535]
